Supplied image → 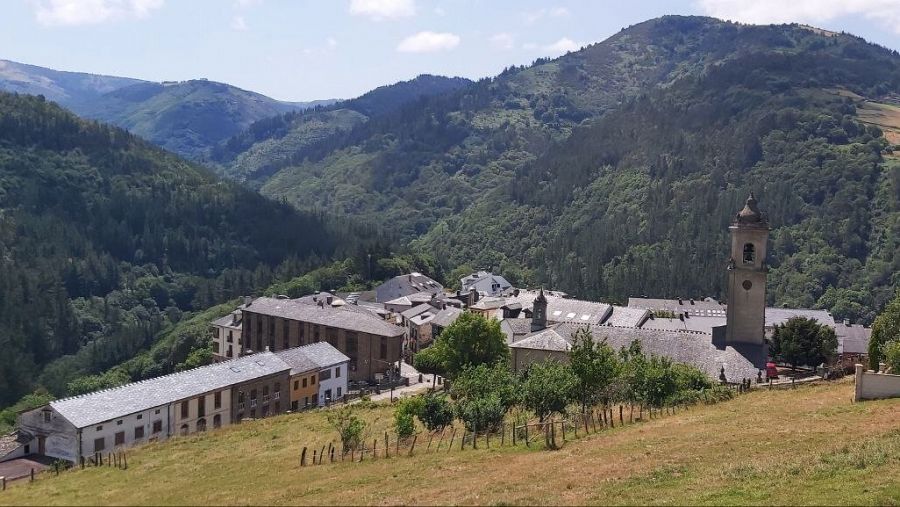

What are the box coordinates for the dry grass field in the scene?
[1,379,899,506]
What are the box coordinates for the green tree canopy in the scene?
[418,312,509,379]
[771,317,838,370]
[451,363,519,432]
[869,291,900,371]
[521,360,578,422]
[569,328,622,411]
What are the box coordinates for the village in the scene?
[0,193,890,478]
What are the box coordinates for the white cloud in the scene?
[32,0,164,26]
[397,31,460,53]
[234,0,262,7]
[490,32,515,50]
[696,0,900,33]
[522,6,570,25]
[327,36,338,48]
[434,6,446,16]
[231,15,247,31]
[544,37,580,54]
[349,0,415,20]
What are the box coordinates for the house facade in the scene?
[275,342,350,408]
[375,272,443,303]
[241,297,405,382]
[211,309,243,361]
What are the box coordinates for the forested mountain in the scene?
[0,92,359,407]
[233,16,899,322]
[209,74,472,185]
[0,59,333,160]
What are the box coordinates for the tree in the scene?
[770,317,838,370]
[521,361,578,423]
[418,394,454,431]
[641,356,679,408]
[326,406,366,452]
[869,292,900,371]
[421,312,509,379]
[412,340,449,377]
[394,397,424,440]
[451,363,519,432]
[883,341,900,373]
[569,328,621,411]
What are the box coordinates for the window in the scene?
[96,425,103,431]
[304,396,309,407]
[180,424,189,436]
[311,375,316,385]
[180,401,189,419]
[197,418,207,432]
[227,331,233,343]
[274,382,280,400]
[213,414,222,429]
[214,391,222,410]
[380,337,388,360]
[335,366,341,378]
[114,431,125,446]
[155,409,160,415]
[263,385,270,403]
[198,396,206,417]
[319,369,332,381]
[274,401,280,413]
[250,389,257,400]
[42,411,51,423]
[302,378,307,388]
[250,409,256,419]
[294,380,299,390]
[94,437,105,453]
[117,420,123,426]
[134,426,144,440]
[743,243,755,264]
[136,414,143,420]
[337,387,342,398]
[346,332,358,360]
[152,420,162,434]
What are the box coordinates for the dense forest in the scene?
[0,92,375,408]
[214,16,899,323]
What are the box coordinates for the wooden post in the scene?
[319,445,326,464]
[573,417,579,438]
[552,420,557,448]
[561,419,566,442]
[525,423,530,447]
[385,432,389,458]
[1,476,5,491]
[408,435,417,456]
[426,433,434,452]
[512,425,517,446]
[501,424,506,446]
[312,449,317,465]
[372,439,378,460]
[395,434,400,456]
[123,451,127,470]
[630,404,634,423]
[460,428,467,450]
[590,410,597,432]
[30,468,34,482]
[330,446,335,463]
[544,423,550,449]
[80,457,85,469]
[301,447,307,466]
[447,429,456,452]
[619,405,624,425]
[350,447,355,462]
[639,404,643,420]
[436,428,446,451]
[486,429,490,449]
[609,408,614,428]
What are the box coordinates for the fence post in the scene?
[619,405,624,424]
[301,447,307,466]
[396,434,400,456]
[501,424,506,446]
[319,445,326,464]
[486,429,490,449]
[590,410,598,432]
[123,451,128,470]
[524,423,530,447]
[408,435,417,456]
[80,457,85,469]
[609,408,615,428]
[1,476,5,491]
[461,428,467,450]
[437,428,446,451]
[384,433,389,458]
[30,468,34,482]
[330,446,335,463]
[573,417,579,438]
[512,425,517,446]
[561,419,566,442]
[447,429,456,452]
[426,433,434,452]
[373,439,378,460]
[473,425,478,450]
[351,447,355,462]
[312,449,317,465]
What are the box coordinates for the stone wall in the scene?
[854,364,900,401]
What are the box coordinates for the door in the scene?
[37,435,46,455]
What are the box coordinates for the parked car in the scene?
[766,362,779,379]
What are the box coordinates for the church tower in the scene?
[531,288,548,332]
[725,193,769,346]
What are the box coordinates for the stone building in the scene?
[240,297,405,382]
[275,342,350,409]
[725,193,769,346]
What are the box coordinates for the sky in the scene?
[3,0,900,102]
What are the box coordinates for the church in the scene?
[507,193,840,383]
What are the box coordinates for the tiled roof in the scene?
[605,306,650,327]
[511,324,762,383]
[245,297,405,337]
[50,352,291,429]
[430,307,463,328]
[835,323,872,354]
[275,342,350,375]
[765,308,835,328]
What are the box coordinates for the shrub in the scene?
[326,406,366,452]
[419,394,454,431]
[883,340,900,373]
[455,394,506,432]
[394,411,416,440]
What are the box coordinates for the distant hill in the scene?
[209,74,472,185]
[235,16,899,323]
[0,59,334,159]
[0,92,348,407]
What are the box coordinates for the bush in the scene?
[394,411,416,440]
[326,407,366,452]
[883,340,900,373]
[455,394,507,432]
[419,395,454,431]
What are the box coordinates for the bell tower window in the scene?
[742,243,755,264]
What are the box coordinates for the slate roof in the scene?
[245,297,406,337]
[835,323,872,355]
[640,315,727,334]
[275,342,350,375]
[375,273,443,303]
[401,303,434,320]
[0,431,30,458]
[511,324,763,383]
[460,271,513,296]
[50,352,291,429]
[605,306,650,328]
[430,307,463,328]
[765,308,835,329]
[502,318,534,338]
[627,297,727,317]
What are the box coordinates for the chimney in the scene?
[690,299,695,305]
[513,288,520,297]
[326,295,333,305]
[244,296,252,307]
[677,298,683,305]
[408,274,412,282]
[264,345,270,352]
[843,319,850,326]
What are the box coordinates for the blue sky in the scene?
[3,0,900,102]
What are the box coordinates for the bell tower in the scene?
[725,192,769,346]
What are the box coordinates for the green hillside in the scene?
[238,16,900,321]
[0,92,350,408]
[210,75,472,186]
[2,380,898,505]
